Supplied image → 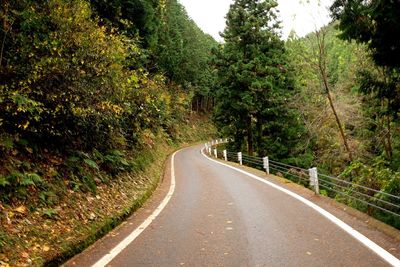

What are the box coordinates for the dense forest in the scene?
[0,0,216,201]
[0,0,218,264]
[0,0,399,265]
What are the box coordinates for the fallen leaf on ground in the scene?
[15,206,27,214]
[21,252,29,258]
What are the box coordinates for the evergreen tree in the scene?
[214,0,302,157]
[331,0,400,70]
[89,0,160,50]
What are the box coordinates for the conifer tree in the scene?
[214,0,302,157]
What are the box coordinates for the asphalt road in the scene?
[66,144,399,267]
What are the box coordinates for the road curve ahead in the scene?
[66,144,399,267]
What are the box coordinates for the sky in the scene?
[178,0,333,42]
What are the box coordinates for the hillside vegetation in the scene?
[0,0,216,205]
[0,0,216,265]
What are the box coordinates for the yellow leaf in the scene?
[42,245,50,252]
[23,121,29,129]
[15,206,27,214]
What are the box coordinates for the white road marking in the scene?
[92,150,179,267]
[201,148,400,267]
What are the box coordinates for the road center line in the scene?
[201,148,400,267]
[92,150,179,267]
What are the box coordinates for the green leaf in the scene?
[0,176,10,187]
[0,137,13,150]
[110,149,124,157]
[83,159,99,170]
[28,173,43,184]
[21,175,35,186]
[120,158,130,166]
[42,208,58,219]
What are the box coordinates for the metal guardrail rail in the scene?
[204,140,400,220]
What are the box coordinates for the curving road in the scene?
[66,144,400,267]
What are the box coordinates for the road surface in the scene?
[66,144,400,267]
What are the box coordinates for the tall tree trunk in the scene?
[247,115,253,156]
[387,115,393,160]
[256,116,263,155]
[1,3,13,68]
[322,76,353,162]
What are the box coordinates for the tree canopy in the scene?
[331,0,400,69]
[213,0,304,157]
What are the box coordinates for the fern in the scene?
[42,208,58,219]
[83,159,99,170]
[20,173,43,186]
[0,176,10,186]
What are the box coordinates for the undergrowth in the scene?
[0,114,216,266]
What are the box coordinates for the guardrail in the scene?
[204,140,400,222]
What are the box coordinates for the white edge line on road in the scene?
[91,150,179,267]
[201,148,400,267]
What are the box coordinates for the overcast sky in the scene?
[178,0,333,42]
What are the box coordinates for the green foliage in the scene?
[213,0,304,158]
[331,0,400,70]
[331,2,400,164]
[83,159,99,171]
[0,0,203,155]
[339,157,400,228]
[0,0,213,210]
[0,175,10,186]
[283,9,400,229]
[39,191,58,205]
[1,0,134,149]
[82,175,97,194]
[42,208,58,219]
[0,230,13,251]
[286,23,370,172]
[21,173,43,186]
[89,0,160,50]
[156,0,218,91]
[0,135,14,151]
[0,171,43,202]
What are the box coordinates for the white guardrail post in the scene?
[238,152,242,165]
[214,148,218,158]
[263,156,269,174]
[208,147,211,155]
[309,167,319,194]
[223,150,227,161]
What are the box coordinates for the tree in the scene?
[0,0,135,149]
[331,0,400,70]
[214,0,301,157]
[314,27,353,162]
[89,0,160,50]
[89,0,218,113]
[331,0,400,163]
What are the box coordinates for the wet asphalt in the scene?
[66,145,392,267]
